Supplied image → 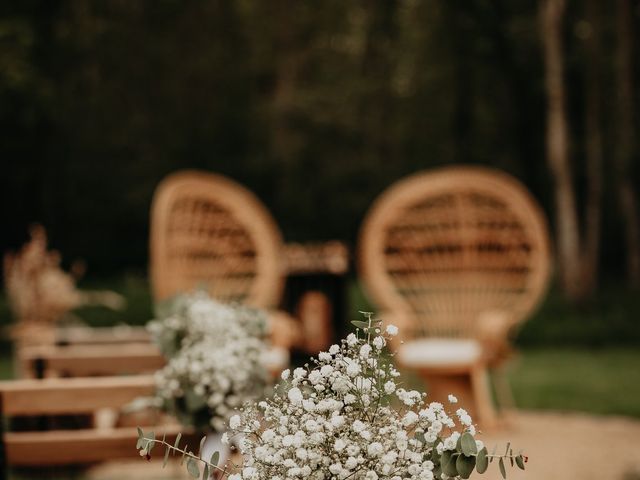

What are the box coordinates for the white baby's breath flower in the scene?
[281,369,290,380]
[318,351,332,362]
[385,324,399,336]
[216,316,494,480]
[288,387,303,405]
[229,414,241,429]
[448,394,458,403]
[373,336,385,349]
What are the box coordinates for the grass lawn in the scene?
[507,348,640,418]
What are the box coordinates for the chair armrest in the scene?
[266,310,304,350]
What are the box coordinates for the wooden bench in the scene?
[17,343,165,378]
[56,325,151,346]
[0,375,195,475]
[18,342,288,380]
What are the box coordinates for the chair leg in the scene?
[469,366,498,429]
[492,364,517,423]
[418,366,498,429]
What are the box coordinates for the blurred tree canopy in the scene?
[1,0,639,293]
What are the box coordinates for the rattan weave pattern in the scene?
[150,170,284,308]
[359,166,551,339]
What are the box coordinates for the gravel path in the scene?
[86,410,640,480]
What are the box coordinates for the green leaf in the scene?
[443,453,459,477]
[202,465,209,480]
[504,442,511,456]
[460,432,477,456]
[187,457,200,478]
[147,431,156,454]
[184,390,207,411]
[456,453,476,479]
[210,451,220,466]
[432,465,442,479]
[476,447,488,473]
[351,320,370,329]
[136,428,145,450]
[174,433,182,454]
[163,446,170,468]
[499,457,507,479]
[198,436,206,457]
[515,455,525,470]
[440,450,452,469]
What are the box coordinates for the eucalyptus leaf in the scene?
[351,320,370,329]
[136,428,145,450]
[163,446,170,467]
[460,432,477,456]
[187,457,200,478]
[198,436,206,457]
[476,447,488,473]
[499,457,507,479]
[516,455,525,470]
[456,453,476,479]
[440,450,452,469]
[147,431,156,454]
[443,453,460,477]
[202,464,209,480]
[174,433,182,454]
[210,451,220,466]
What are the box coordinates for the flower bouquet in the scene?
[138,313,526,479]
[147,292,270,432]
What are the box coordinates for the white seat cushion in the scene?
[397,338,482,368]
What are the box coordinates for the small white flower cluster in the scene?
[149,292,269,431]
[224,320,479,480]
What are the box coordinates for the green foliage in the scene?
[136,428,226,479]
[186,457,200,478]
[431,438,521,479]
[2,0,638,289]
[476,447,488,473]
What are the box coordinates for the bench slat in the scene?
[18,344,165,378]
[5,427,197,465]
[0,376,156,415]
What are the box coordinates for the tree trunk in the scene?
[580,0,603,296]
[615,0,640,288]
[540,0,583,300]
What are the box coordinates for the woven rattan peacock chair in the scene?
[150,170,302,353]
[358,166,551,426]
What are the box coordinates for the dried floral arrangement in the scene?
[3,225,124,344]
